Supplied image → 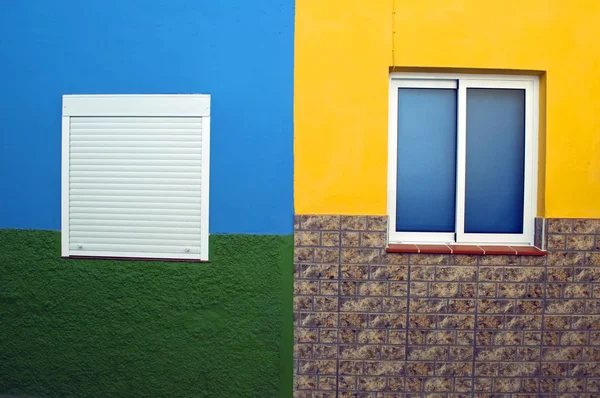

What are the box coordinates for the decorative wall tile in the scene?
[504,267,544,282]
[314,248,340,263]
[321,232,340,247]
[318,375,337,391]
[573,219,600,234]
[339,345,381,360]
[479,255,519,266]
[298,360,337,375]
[567,235,595,251]
[366,216,387,231]
[341,216,367,231]
[435,266,477,282]
[548,219,573,234]
[360,232,386,247]
[295,231,321,247]
[369,313,406,329]
[300,215,340,231]
[320,281,339,295]
[357,330,386,344]
[548,234,566,250]
[371,265,408,280]
[294,215,600,397]
[319,329,338,343]
[341,231,360,247]
[382,252,411,265]
[411,254,450,265]
[363,360,404,376]
[340,264,368,280]
[339,360,363,375]
[341,248,380,264]
[295,247,315,263]
[340,313,367,327]
[547,252,585,266]
[301,264,338,279]
[586,253,600,265]
[358,281,389,296]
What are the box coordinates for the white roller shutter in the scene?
[61,95,210,261]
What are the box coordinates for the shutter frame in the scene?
[61,95,210,261]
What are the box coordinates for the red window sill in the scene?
[386,244,546,256]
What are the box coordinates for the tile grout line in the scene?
[293,216,299,389]
[403,252,413,395]
[335,216,341,398]
[470,254,481,397]
[540,244,548,393]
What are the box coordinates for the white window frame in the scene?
[61,95,211,261]
[387,73,539,246]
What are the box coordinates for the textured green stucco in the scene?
[0,230,293,398]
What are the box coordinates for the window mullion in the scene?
[455,80,468,243]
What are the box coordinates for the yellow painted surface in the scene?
[294,0,600,217]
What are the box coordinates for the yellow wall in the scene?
[294,0,600,218]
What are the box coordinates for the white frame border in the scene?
[61,116,71,257]
[61,94,211,261]
[200,116,211,260]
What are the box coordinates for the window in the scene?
[61,95,210,261]
[387,73,538,246]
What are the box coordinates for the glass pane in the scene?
[396,88,457,232]
[465,88,525,234]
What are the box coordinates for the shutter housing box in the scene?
[61,95,210,261]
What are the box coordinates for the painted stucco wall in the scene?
[294,0,600,218]
[0,1,295,396]
[0,230,293,397]
[0,0,294,234]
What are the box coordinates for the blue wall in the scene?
[0,0,294,234]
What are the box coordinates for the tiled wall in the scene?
[293,216,600,398]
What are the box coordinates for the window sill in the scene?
[386,244,546,256]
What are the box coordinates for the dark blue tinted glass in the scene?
[396,88,457,232]
[465,88,525,234]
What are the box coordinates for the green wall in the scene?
[0,230,293,398]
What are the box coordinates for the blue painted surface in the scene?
[0,0,294,234]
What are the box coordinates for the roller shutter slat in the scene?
[69,207,199,216]
[71,147,199,154]
[70,225,202,234]
[69,219,201,227]
[69,243,200,254]
[70,231,200,241]
[69,195,201,204]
